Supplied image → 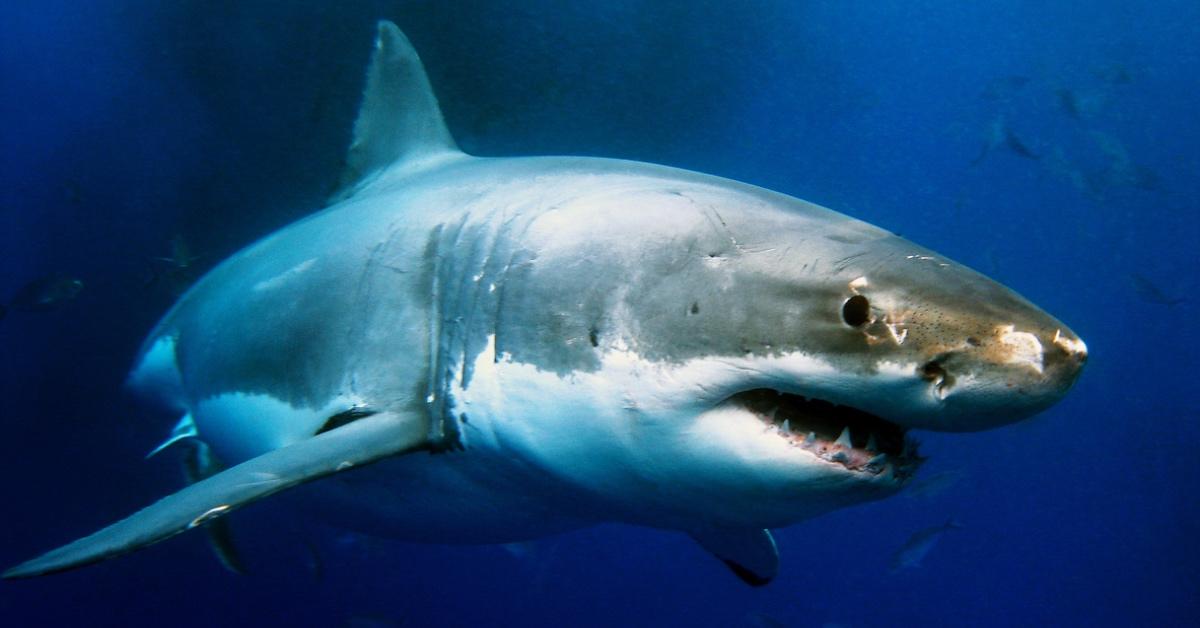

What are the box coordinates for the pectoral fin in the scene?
[4,410,429,579]
[690,526,779,587]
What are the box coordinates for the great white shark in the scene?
[5,22,1086,585]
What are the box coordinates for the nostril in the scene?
[920,361,944,380]
[920,359,956,398]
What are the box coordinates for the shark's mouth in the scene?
[733,389,922,480]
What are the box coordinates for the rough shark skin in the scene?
[5,22,1085,584]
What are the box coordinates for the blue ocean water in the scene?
[1,1,1196,626]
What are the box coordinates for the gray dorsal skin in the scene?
[331,21,461,201]
[4,411,429,578]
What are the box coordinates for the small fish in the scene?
[972,117,1038,165]
[1091,131,1159,191]
[156,234,201,270]
[890,518,963,572]
[1055,87,1109,120]
[6,273,84,313]
[1056,88,1081,119]
[1003,127,1039,159]
[1130,273,1186,307]
[147,234,203,295]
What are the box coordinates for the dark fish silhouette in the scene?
[1092,131,1159,191]
[1004,129,1039,159]
[972,117,1039,165]
[4,273,84,317]
[1130,273,1185,307]
[890,518,963,572]
[1056,88,1081,119]
[146,234,203,296]
[1055,87,1109,120]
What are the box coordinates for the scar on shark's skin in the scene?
[4,22,1086,586]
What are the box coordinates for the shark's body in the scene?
[6,23,1086,584]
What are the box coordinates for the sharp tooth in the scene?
[867,453,888,466]
[831,451,850,464]
[835,426,853,448]
[866,433,878,452]
[782,419,791,432]
[804,432,816,445]
[882,464,896,481]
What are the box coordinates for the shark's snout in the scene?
[910,320,1087,432]
[1050,327,1089,369]
[1025,324,1088,402]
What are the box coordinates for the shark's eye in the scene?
[842,295,870,326]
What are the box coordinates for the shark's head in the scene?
[458,164,1086,529]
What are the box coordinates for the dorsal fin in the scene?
[333,21,462,200]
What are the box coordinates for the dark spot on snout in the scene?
[690,301,700,315]
[966,337,981,347]
[588,328,599,348]
[842,295,871,327]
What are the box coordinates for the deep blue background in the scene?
[2,2,1196,626]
